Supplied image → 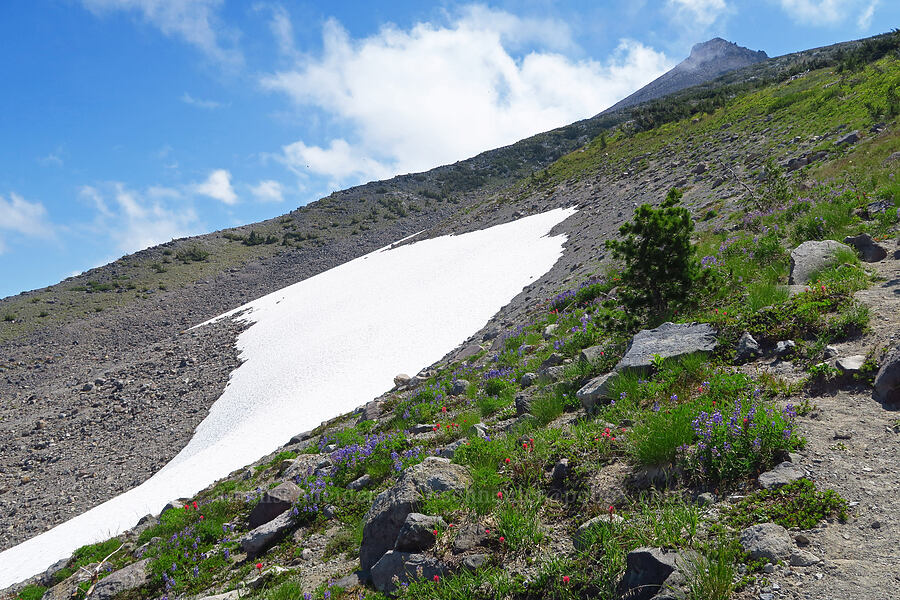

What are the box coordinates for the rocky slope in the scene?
[2,28,900,600]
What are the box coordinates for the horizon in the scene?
[1,0,897,299]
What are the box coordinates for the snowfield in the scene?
[0,207,575,588]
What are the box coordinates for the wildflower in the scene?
[497,491,503,499]
[256,562,262,572]
[433,529,438,536]
[562,575,570,584]
[485,529,491,534]
[433,575,440,583]
[504,458,510,464]
[192,501,198,509]
[499,536,505,543]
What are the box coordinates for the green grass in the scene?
[727,479,848,529]
[16,585,47,600]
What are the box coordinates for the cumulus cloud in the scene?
[667,0,730,27]
[261,11,673,187]
[81,0,241,64]
[777,0,880,27]
[79,184,201,255]
[193,169,237,204]
[250,180,285,203]
[0,193,55,253]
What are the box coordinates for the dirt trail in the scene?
[765,244,900,600]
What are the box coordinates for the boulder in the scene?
[448,379,469,396]
[538,365,566,382]
[360,457,471,575]
[735,331,761,363]
[740,523,792,562]
[240,511,295,557]
[451,522,490,554]
[836,355,866,374]
[370,551,449,595]
[514,393,532,416]
[347,474,371,490]
[758,461,805,490]
[692,162,707,175]
[92,559,150,600]
[434,438,467,459]
[789,240,852,285]
[518,372,537,387]
[576,372,618,411]
[357,400,383,422]
[874,345,900,404]
[786,156,808,171]
[455,344,482,362]
[38,558,69,587]
[775,340,796,358]
[579,344,606,365]
[616,322,718,372]
[461,554,489,570]
[617,547,694,600]
[541,353,565,369]
[393,374,411,388]
[862,199,893,219]
[843,233,887,262]
[790,550,821,566]
[248,481,302,528]
[394,513,446,552]
[41,563,97,600]
[543,324,559,339]
[836,130,860,145]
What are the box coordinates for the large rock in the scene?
[394,513,445,552]
[41,563,98,600]
[360,457,471,575]
[735,331,761,363]
[576,373,618,411]
[248,481,302,528]
[789,240,852,285]
[836,355,866,374]
[844,233,887,262]
[617,547,693,600]
[874,346,900,404]
[740,523,792,562]
[579,345,606,365]
[758,461,804,489]
[370,551,449,595]
[92,559,150,600]
[240,511,295,557]
[616,322,718,372]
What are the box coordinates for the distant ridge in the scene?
[603,38,768,114]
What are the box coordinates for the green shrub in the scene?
[727,479,847,529]
[175,246,210,263]
[606,188,703,322]
[17,585,47,600]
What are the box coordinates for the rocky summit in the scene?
[3,28,900,600]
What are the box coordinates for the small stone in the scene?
[543,324,559,339]
[795,533,810,546]
[790,550,820,567]
[348,474,371,490]
[844,233,887,262]
[824,345,839,358]
[758,461,804,490]
[301,548,313,561]
[740,523,792,562]
[836,355,866,373]
[461,554,488,570]
[735,332,761,363]
[518,373,537,387]
[836,130,859,145]
[81,383,93,392]
[697,492,716,507]
[762,564,776,574]
[871,520,882,529]
[448,379,469,396]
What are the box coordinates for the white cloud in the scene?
[81,0,241,64]
[78,184,201,255]
[261,11,672,186]
[250,180,285,203]
[181,92,224,109]
[667,0,729,27]
[193,169,237,204]
[777,0,879,27]
[0,193,55,252]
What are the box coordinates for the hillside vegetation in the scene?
[6,31,900,600]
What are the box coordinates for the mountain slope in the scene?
[1,29,900,597]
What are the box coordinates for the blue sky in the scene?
[1,0,896,298]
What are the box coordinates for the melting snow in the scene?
[0,207,575,587]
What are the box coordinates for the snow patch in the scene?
[0,207,575,588]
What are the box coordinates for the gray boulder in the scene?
[92,559,150,600]
[836,130,860,145]
[735,331,761,363]
[740,523,792,562]
[579,344,606,365]
[540,353,565,369]
[789,240,852,285]
[543,324,559,339]
[461,554,489,570]
[448,379,469,396]
[41,563,97,600]
[248,481,301,528]
[451,522,489,554]
[240,511,295,557]
[518,372,537,387]
[393,374,411,388]
[576,372,618,411]
[360,457,471,575]
[347,474,371,490]
[370,551,449,595]
[844,233,887,262]
[758,461,805,490]
[616,322,717,372]
[836,354,866,374]
[538,365,566,382]
[775,340,796,358]
[617,547,694,600]
[874,346,900,404]
[394,513,446,552]
[514,393,532,416]
[357,400,384,422]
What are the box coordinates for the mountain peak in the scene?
[601,38,768,114]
